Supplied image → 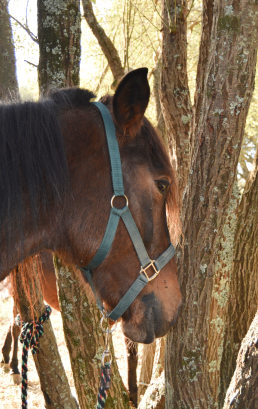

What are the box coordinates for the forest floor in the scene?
[0,293,143,408]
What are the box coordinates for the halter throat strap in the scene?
[78,102,175,321]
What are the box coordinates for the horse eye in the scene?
[155,180,169,194]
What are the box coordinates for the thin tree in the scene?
[0,0,18,99]
[38,0,81,93]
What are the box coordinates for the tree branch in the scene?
[10,14,38,44]
[81,0,124,86]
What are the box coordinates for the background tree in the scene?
[0,0,18,99]
[38,0,81,93]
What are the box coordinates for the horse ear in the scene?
[113,68,150,137]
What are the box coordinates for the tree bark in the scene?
[160,0,192,203]
[54,257,131,409]
[81,0,124,87]
[222,310,258,409]
[192,0,214,150]
[0,0,18,99]
[11,260,78,409]
[162,0,258,406]
[153,58,167,147]
[205,183,240,405]
[219,149,258,406]
[37,0,81,94]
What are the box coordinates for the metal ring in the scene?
[100,316,118,333]
[101,351,112,366]
[111,195,129,208]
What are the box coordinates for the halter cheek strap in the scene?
[78,102,175,322]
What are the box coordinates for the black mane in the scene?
[0,88,94,262]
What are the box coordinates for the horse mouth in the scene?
[120,293,181,344]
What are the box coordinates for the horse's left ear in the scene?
[113,68,150,137]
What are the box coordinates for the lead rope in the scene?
[97,315,117,409]
[16,305,52,409]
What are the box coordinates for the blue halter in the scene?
[78,102,175,322]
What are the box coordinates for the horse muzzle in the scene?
[120,291,182,344]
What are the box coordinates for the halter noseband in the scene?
[78,102,175,322]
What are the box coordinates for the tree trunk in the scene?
[160,0,258,406]
[81,0,124,87]
[37,0,81,94]
[219,149,258,406]
[153,58,167,148]
[54,257,131,409]
[160,0,192,204]
[11,259,78,409]
[0,0,18,99]
[222,310,258,409]
[138,341,156,402]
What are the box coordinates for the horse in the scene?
[0,67,182,345]
[1,251,139,406]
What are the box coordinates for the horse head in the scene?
[56,68,182,343]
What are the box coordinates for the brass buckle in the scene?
[140,260,160,282]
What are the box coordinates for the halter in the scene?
[78,102,175,322]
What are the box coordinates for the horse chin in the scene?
[121,319,156,344]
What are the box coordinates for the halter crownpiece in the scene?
[78,101,175,322]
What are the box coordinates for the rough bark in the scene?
[0,0,18,99]
[163,0,258,406]
[219,149,258,406]
[206,183,240,405]
[81,0,124,87]
[160,0,192,204]
[222,310,258,409]
[192,0,214,151]
[153,58,167,147]
[54,258,131,409]
[37,0,81,94]
[11,260,78,409]
[138,337,166,409]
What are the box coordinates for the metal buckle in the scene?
[140,260,160,282]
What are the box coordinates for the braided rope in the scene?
[17,305,52,409]
[96,363,112,409]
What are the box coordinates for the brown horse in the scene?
[0,68,182,344]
